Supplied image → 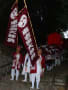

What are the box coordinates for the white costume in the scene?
[21,53,31,82]
[55,49,60,66]
[10,53,22,80]
[30,55,45,89]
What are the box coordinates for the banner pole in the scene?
[16,0,18,3]
[24,0,38,50]
[16,0,18,48]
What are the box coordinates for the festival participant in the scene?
[21,52,31,82]
[30,48,46,89]
[55,48,60,66]
[10,46,23,81]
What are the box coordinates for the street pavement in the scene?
[0,61,68,90]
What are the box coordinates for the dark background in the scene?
[0,0,67,46]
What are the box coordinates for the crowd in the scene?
[42,45,63,71]
[10,46,46,89]
[10,44,63,89]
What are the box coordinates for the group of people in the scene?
[10,46,46,89]
[44,45,63,71]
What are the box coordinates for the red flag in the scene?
[18,8,38,65]
[48,32,63,46]
[5,2,18,47]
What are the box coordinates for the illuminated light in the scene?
[63,30,68,39]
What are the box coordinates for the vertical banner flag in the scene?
[5,2,18,47]
[18,8,38,65]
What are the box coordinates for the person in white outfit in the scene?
[30,48,45,89]
[10,46,23,81]
[55,48,60,66]
[21,53,31,82]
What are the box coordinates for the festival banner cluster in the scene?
[5,1,38,65]
[18,8,38,65]
[5,2,18,47]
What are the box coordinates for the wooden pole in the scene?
[24,0,38,50]
[16,0,18,48]
[16,0,18,3]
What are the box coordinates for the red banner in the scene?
[18,8,38,65]
[5,2,18,47]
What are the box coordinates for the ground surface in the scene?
[0,61,68,90]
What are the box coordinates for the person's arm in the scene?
[42,57,46,68]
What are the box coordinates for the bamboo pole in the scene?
[24,0,38,50]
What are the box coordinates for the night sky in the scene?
[0,0,67,46]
